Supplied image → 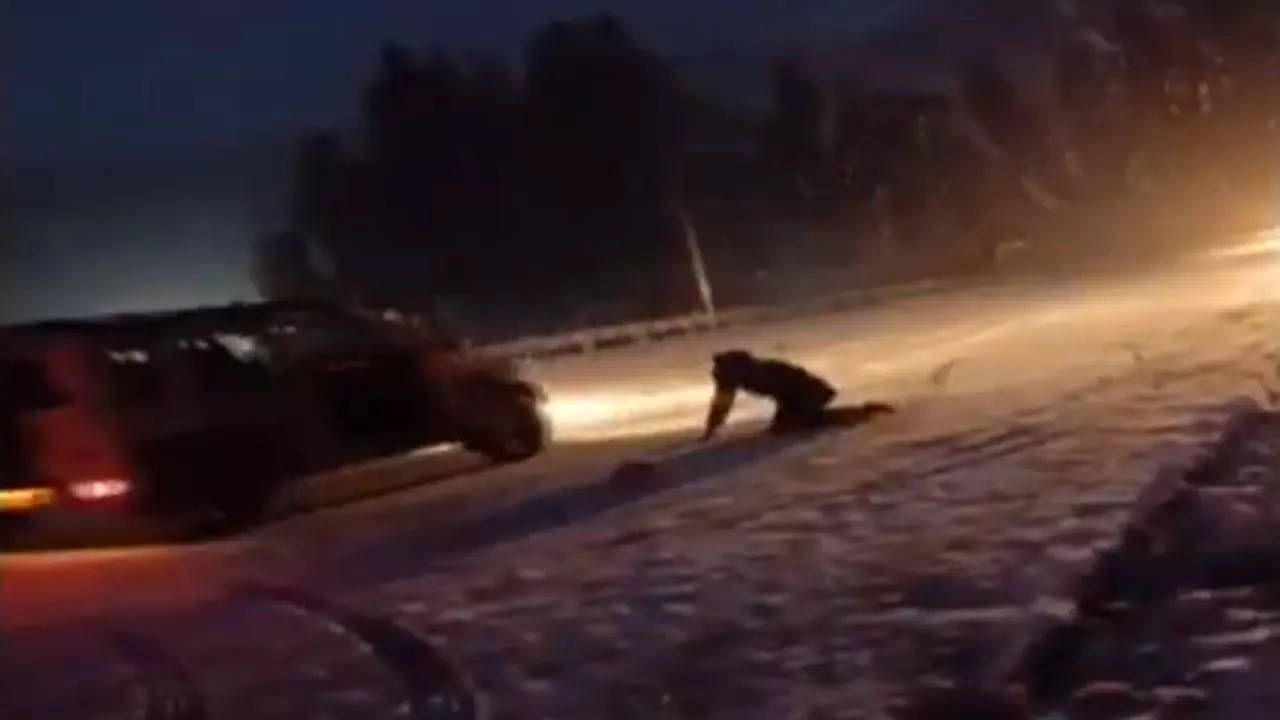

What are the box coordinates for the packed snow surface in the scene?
[7,237,1280,719]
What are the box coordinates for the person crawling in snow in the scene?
[701,349,894,440]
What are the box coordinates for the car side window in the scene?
[103,349,162,406]
[182,335,273,393]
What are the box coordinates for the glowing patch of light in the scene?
[67,478,132,501]
[544,385,773,441]
[544,386,711,430]
[406,445,454,458]
[214,333,266,362]
[0,487,57,512]
[107,349,150,364]
[1200,228,1280,260]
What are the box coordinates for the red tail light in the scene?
[67,478,132,502]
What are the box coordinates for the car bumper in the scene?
[0,485,174,549]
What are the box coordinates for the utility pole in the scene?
[676,201,716,319]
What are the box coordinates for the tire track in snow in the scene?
[236,583,485,720]
[108,630,208,720]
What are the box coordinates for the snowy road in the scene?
[5,238,1280,719]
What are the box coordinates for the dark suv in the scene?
[0,302,550,539]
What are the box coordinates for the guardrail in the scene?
[474,275,981,362]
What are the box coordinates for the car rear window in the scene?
[183,336,272,392]
[102,348,163,406]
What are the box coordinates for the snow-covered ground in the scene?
[6,240,1280,719]
[533,249,1279,442]
[336,256,1280,719]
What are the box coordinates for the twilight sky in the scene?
[3,0,926,322]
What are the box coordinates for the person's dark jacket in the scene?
[703,350,835,438]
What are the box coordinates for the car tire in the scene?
[461,386,550,463]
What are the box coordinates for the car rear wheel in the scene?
[135,426,291,537]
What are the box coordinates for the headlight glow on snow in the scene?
[542,385,774,441]
[544,387,709,429]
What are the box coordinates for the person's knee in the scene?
[772,405,824,433]
[770,408,800,431]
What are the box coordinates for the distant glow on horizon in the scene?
[2,181,261,324]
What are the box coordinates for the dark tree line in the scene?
[270,16,695,325]
[258,4,1280,336]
